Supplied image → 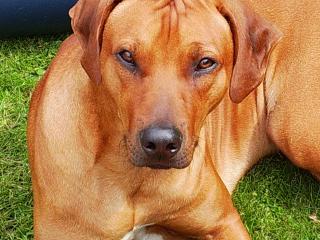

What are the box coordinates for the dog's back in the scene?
[251,0,320,178]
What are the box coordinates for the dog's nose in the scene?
[140,125,182,161]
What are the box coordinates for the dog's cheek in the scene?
[186,72,229,141]
[100,60,137,127]
[100,60,123,97]
[201,70,229,114]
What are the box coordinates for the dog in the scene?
[27,0,320,239]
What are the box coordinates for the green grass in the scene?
[0,36,319,239]
[233,155,320,239]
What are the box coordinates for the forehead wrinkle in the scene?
[164,0,224,46]
[174,0,186,14]
[150,1,181,63]
[154,0,215,11]
[153,0,185,11]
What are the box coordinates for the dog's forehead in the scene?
[105,0,230,52]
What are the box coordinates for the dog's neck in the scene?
[203,80,276,192]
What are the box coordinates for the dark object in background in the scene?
[0,0,77,38]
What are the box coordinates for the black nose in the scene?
[140,125,182,161]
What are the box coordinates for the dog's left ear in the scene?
[69,0,121,83]
[218,0,282,103]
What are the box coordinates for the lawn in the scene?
[0,36,319,240]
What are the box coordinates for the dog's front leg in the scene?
[158,169,251,240]
[129,201,250,240]
[201,216,250,240]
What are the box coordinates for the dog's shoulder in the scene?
[28,34,91,140]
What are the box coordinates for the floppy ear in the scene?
[69,0,121,83]
[218,0,282,103]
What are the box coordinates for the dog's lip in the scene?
[145,163,172,170]
[144,159,191,170]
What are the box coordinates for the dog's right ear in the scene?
[69,0,121,83]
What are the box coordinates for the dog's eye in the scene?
[195,58,218,72]
[117,50,136,66]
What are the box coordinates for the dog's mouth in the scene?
[146,163,173,170]
[132,155,192,170]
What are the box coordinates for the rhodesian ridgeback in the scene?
[27,0,320,239]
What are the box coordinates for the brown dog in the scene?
[27,0,320,239]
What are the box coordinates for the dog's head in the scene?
[70,0,281,169]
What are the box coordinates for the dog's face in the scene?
[100,0,233,169]
[70,0,281,169]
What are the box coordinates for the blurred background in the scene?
[0,0,77,38]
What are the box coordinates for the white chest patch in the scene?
[121,223,164,240]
